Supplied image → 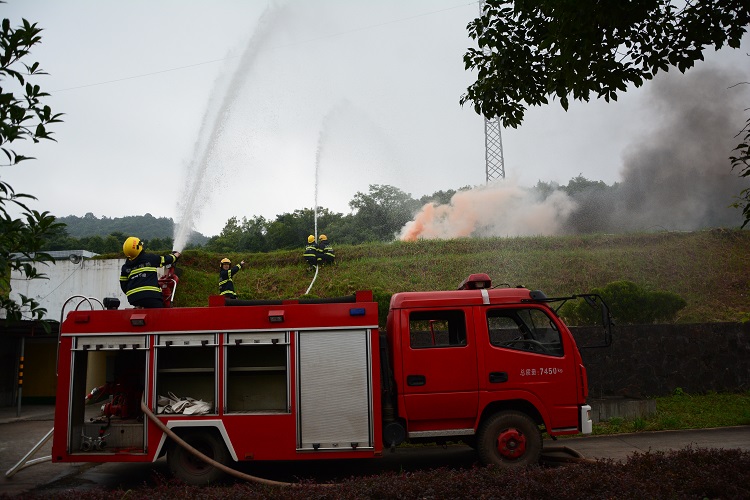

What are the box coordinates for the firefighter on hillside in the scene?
[219,258,245,299]
[120,237,180,308]
[317,234,335,265]
[303,235,319,270]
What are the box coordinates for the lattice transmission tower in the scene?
[479,0,505,183]
[484,117,505,182]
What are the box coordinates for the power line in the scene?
[51,2,478,93]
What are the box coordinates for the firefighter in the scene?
[317,234,335,265]
[303,235,319,270]
[120,237,180,308]
[219,257,245,299]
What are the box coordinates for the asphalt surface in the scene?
[2,405,749,497]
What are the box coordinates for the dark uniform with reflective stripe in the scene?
[318,241,335,265]
[120,252,178,308]
[219,262,243,299]
[303,243,319,267]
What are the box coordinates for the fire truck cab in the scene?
[380,273,594,467]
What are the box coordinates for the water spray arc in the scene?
[304,118,327,295]
[172,6,282,252]
[305,105,346,295]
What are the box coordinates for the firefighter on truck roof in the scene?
[120,236,180,308]
[219,257,245,299]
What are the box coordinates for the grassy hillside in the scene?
[168,229,750,323]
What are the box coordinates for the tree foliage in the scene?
[55,212,211,243]
[0,16,64,322]
[461,0,750,227]
[347,184,422,242]
[461,0,750,127]
[730,104,750,228]
[205,185,425,252]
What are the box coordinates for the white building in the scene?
[8,251,128,320]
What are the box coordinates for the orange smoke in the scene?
[399,180,577,241]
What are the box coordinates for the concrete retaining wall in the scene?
[572,323,750,398]
[588,397,657,423]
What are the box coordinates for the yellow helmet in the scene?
[307,235,315,244]
[319,234,327,241]
[220,258,231,267]
[123,236,143,259]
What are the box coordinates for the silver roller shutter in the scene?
[297,329,373,450]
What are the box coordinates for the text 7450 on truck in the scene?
[51,273,611,484]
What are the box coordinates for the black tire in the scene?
[167,430,230,485]
[476,411,542,467]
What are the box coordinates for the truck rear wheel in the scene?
[167,430,229,485]
[476,411,541,467]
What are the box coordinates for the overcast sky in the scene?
[3,0,749,239]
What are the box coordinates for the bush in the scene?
[561,280,686,325]
[39,448,750,499]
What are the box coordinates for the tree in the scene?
[0,17,64,322]
[348,185,421,242]
[462,1,749,126]
[731,104,750,228]
[461,0,750,226]
[205,215,270,253]
[562,174,609,198]
[265,208,343,251]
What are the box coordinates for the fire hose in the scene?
[540,445,598,465]
[140,399,306,487]
[304,264,319,295]
[141,400,594,486]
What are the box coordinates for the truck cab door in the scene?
[399,308,478,432]
[481,306,579,432]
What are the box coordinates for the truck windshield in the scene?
[487,308,564,356]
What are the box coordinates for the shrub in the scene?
[560,280,686,325]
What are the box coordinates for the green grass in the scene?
[592,391,750,435]
[160,229,750,323]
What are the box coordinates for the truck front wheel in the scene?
[476,411,541,467]
[167,430,229,485]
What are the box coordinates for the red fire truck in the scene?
[51,273,610,484]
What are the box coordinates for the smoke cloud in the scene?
[599,65,749,233]
[400,63,750,240]
[399,181,577,240]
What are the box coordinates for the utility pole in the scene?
[479,0,505,183]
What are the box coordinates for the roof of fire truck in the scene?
[61,291,379,335]
[389,273,545,309]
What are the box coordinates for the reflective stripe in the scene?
[219,279,231,286]
[127,266,157,278]
[126,285,161,296]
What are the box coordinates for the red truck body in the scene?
[51,275,595,484]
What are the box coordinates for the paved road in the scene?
[2,406,749,496]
